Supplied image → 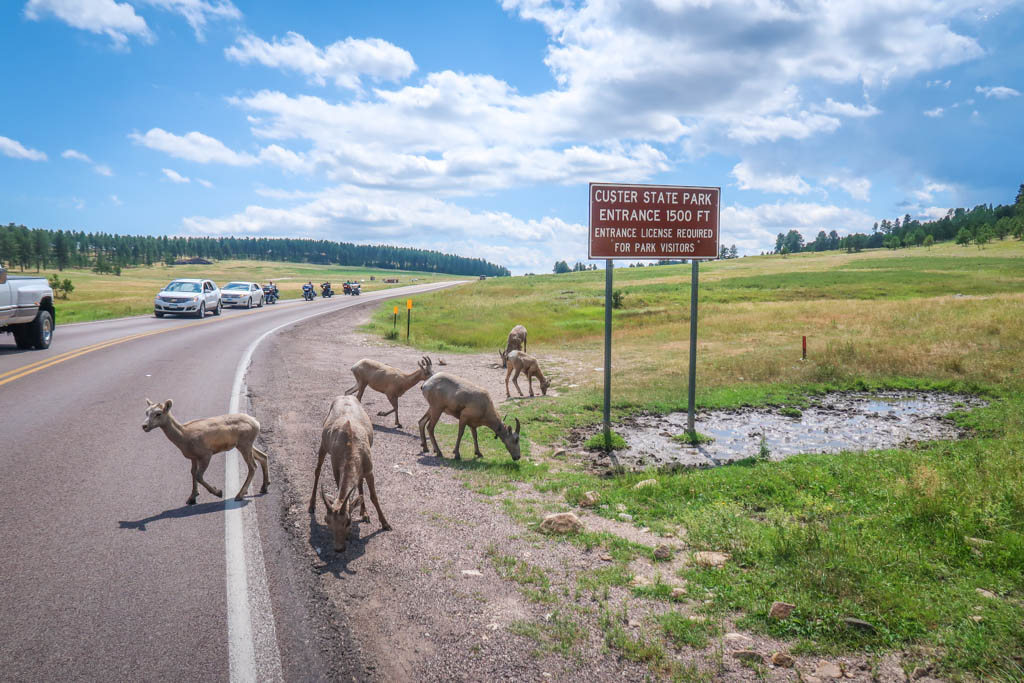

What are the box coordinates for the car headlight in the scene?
[191,295,200,301]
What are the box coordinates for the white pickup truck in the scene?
[0,263,55,350]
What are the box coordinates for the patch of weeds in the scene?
[578,564,633,593]
[509,610,586,659]
[584,429,628,451]
[672,430,715,446]
[468,481,514,496]
[779,406,803,418]
[486,545,556,603]
[569,531,647,563]
[659,612,720,650]
[501,498,543,526]
[383,329,399,340]
[757,435,770,461]
[599,606,673,674]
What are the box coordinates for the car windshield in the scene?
[164,281,201,293]
[224,282,249,290]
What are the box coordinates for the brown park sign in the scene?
[589,183,720,259]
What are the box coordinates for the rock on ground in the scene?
[540,512,584,534]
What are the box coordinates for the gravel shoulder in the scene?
[247,302,916,682]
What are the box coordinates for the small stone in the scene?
[911,666,930,680]
[639,527,650,533]
[615,503,627,513]
[733,650,765,664]
[653,544,672,561]
[618,513,634,522]
[964,536,993,548]
[627,619,640,628]
[842,617,875,633]
[670,587,687,600]
[969,615,983,623]
[634,478,659,489]
[975,588,998,599]
[600,554,613,562]
[461,569,483,577]
[630,574,651,588]
[723,632,752,642]
[539,512,584,534]
[599,504,609,510]
[552,447,566,457]
[579,491,600,507]
[693,551,730,568]
[814,660,843,679]
[771,652,795,668]
[769,601,795,620]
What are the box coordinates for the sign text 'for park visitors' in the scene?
[589,183,720,259]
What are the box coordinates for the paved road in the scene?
[0,281,464,682]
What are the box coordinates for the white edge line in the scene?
[223,281,465,682]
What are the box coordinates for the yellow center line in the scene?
[0,307,267,387]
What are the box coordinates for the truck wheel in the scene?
[214,300,222,316]
[155,311,164,318]
[195,302,206,319]
[17,310,53,350]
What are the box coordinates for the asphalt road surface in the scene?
[0,281,464,682]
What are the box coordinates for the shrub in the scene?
[612,289,626,309]
[584,430,627,451]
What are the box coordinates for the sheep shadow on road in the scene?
[118,499,250,531]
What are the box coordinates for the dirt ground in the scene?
[246,304,920,682]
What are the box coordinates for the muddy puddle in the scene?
[582,392,986,471]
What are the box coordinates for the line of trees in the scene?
[772,183,1024,255]
[0,224,511,277]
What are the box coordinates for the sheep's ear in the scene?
[348,495,364,514]
[145,398,153,406]
[320,484,332,512]
[163,399,173,410]
[514,418,521,435]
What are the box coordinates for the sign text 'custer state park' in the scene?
[589,183,720,259]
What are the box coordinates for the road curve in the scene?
[0,281,465,682]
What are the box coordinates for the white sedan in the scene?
[220,281,265,308]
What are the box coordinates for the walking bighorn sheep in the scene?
[345,356,432,428]
[142,399,269,505]
[504,350,550,398]
[309,395,390,553]
[418,373,521,461]
[498,324,527,368]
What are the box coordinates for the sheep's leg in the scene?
[427,409,444,457]
[308,445,327,512]
[453,418,468,460]
[418,410,431,452]
[357,478,369,522]
[187,461,200,505]
[378,395,401,429]
[364,472,391,530]
[527,373,535,397]
[470,426,483,458]
[512,368,524,396]
[505,365,513,397]
[253,445,270,493]
[234,446,257,501]
[189,455,222,504]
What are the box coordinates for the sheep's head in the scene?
[418,356,434,380]
[498,348,509,368]
[142,398,172,432]
[539,376,551,396]
[321,484,360,552]
[494,417,522,460]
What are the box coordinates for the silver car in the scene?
[154,279,222,318]
[221,281,265,308]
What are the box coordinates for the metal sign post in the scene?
[589,182,720,443]
[406,299,412,341]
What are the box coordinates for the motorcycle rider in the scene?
[302,281,315,300]
[321,281,332,296]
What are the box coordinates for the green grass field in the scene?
[28,260,466,324]
[366,239,1024,680]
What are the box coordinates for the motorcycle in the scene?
[342,282,352,295]
[351,283,361,296]
[321,283,334,298]
[302,285,315,301]
[262,286,278,304]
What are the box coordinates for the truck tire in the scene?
[14,310,53,350]
[155,311,164,318]
[213,300,222,316]
[194,302,206,319]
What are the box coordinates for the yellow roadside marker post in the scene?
[406,298,412,342]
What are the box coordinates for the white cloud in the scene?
[912,181,953,201]
[815,98,880,118]
[226,32,415,90]
[24,0,152,47]
[94,164,113,176]
[139,0,240,40]
[975,85,1021,99]
[919,206,950,219]
[110,194,123,205]
[131,128,258,165]
[62,148,92,162]
[162,167,190,183]
[731,162,810,195]
[925,79,952,88]
[0,135,47,161]
[196,178,213,188]
[722,201,873,252]
[822,175,871,201]
[923,107,944,117]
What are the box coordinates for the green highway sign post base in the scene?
[589,182,720,452]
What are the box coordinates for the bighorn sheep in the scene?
[504,350,551,397]
[345,356,432,428]
[418,372,521,461]
[499,324,527,368]
[142,399,269,505]
[308,395,390,552]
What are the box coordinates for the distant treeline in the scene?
[0,225,511,277]
[772,183,1024,254]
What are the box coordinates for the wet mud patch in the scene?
[577,392,986,472]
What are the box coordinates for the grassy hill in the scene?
[367,239,1024,679]
[34,260,465,324]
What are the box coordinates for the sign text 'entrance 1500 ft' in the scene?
[589,183,720,259]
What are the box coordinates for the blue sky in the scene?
[1,0,1022,273]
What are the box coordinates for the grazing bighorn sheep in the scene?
[308,395,390,552]
[504,350,551,398]
[499,324,527,368]
[345,356,433,428]
[418,372,521,461]
[141,399,269,505]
